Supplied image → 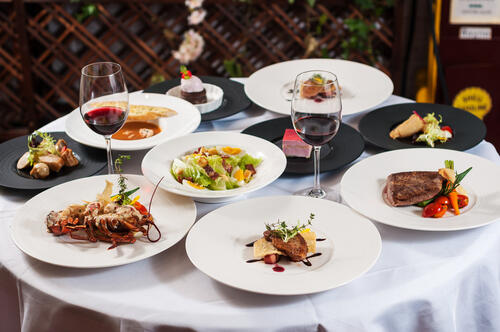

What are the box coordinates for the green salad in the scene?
[415,113,453,148]
[171,146,262,190]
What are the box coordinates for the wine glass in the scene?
[291,70,342,199]
[79,62,129,174]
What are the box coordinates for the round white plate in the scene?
[245,59,393,116]
[186,195,381,295]
[341,149,500,231]
[65,92,201,151]
[9,174,197,268]
[141,132,287,203]
[167,83,224,114]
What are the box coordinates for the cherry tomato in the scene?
[457,195,469,208]
[422,202,443,218]
[433,205,448,218]
[434,196,450,207]
[441,126,453,136]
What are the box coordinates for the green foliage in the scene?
[288,0,316,7]
[341,18,373,59]
[266,213,315,243]
[223,59,243,77]
[73,2,99,22]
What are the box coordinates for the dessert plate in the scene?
[10,174,197,268]
[144,77,252,121]
[245,59,393,116]
[242,117,364,174]
[359,103,486,151]
[186,195,382,295]
[141,132,286,203]
[65,92,201,151]
[0,132,106,190]
[341,148,500,231]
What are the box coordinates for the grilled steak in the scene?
[271,234,308,262]
[383,171,445,206]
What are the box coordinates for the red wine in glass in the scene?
[80,62,128,174]
[83,107,126,136]
[294,113,340,146]
[291,70,342,199]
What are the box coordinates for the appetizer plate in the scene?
[0,132,106,190]
[141,132,287,203]
[186,195,382,295]
[65,92,201,151]
[341,149,500,231]
[245,59,393,116]
[359,103,486,151]
[144,77,252,121]
[10,174,196,268]
[167,83,224,113]
[242,117,365,174]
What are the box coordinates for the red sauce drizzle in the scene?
[272,264,285,272]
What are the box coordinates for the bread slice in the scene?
[91,102,177,121]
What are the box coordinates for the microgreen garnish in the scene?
[27,131,57,166]
[112,155,139,206]
[265,213,315,242]
[311,74,324,84]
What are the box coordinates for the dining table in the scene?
[1,78,500,332]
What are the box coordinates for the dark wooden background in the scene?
[1,0,402,140]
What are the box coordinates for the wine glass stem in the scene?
[313,146,321,191]
[105,136,114,174]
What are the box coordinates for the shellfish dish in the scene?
[45,175,161,249]
[17,131,79,179]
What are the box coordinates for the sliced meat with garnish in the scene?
[271,233,308,262]
[383,171,445,206]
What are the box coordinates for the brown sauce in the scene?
[112,121,161,140]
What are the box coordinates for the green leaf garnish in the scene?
[444,160,454,170]
[27,131,57,166]
[112,155,139,206]
[265,213,315,242]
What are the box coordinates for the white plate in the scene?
[245,59,393,116]
[167,83,224,114]
[9,174,197,268]
[341,149,500,231]
[65,92,201,151]
[186,195,381,295]
[141,132,287,203]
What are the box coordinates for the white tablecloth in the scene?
[1,79,500,332]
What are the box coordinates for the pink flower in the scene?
[188,9,206,25]
[173,29,205,64]
[185,0,203,10]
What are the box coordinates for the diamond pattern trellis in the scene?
[0,0,394,140]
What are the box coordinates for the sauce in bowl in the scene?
[112,121,161,140]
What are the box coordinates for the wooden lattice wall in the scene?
[0,0,396,140]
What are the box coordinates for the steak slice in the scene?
[271,233,308,262]
[383,171,444,206]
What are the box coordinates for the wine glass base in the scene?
[294,187,327,199]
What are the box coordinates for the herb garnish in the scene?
[27,131,57,166]
[265,213,315,242]
[112,155,139,205]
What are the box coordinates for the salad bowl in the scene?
[141,132,287,203]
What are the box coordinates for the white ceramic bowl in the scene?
[141,132,287,203]
[167,83,224,114]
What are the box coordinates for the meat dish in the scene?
[17,131,79,179]
[383,160,472,218]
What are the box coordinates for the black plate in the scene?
[0,132,107,190]
[242,117,365,174]
[143,76,252,121]
[359,103,487,151]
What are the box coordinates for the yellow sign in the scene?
[452,87,492,120]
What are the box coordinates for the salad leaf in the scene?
[265,213,315,242]
[27,131,57,166]
[238,154,262,170]
[415,113,451,147]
